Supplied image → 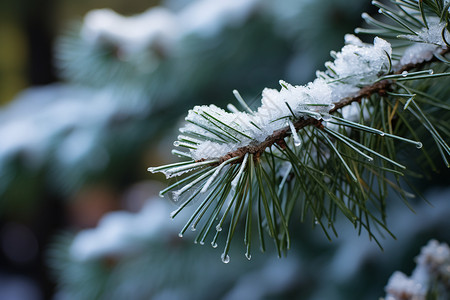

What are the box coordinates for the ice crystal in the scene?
[400,18,449,47]
[323,35,392,85]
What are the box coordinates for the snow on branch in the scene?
[155,5,450,165]
[167,35,392,162]
[147,0,450,262]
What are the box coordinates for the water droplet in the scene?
[402,71,408,77]
[245,253,252,260]
[216,225,222,232]
[367,157,374,162]
[167,191,180,203]
[379,132,385,136]
[199,241,205,245]
[191,226,196,232]
[165,183,201,207]
[194,240,198,244]
[178,233,183,238]
[416,142,423,149]
[378,8,384,13]
[221,253,230,264]
[173,141,180,147]
[288,120,302,147]
[211,242,218,248]
[429,70,434,75]
[321,114,332,122]
[314,218,319,225]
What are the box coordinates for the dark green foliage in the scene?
[151,0,450,261]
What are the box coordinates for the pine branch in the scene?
[149,0,450,262]
[201,49,449,166]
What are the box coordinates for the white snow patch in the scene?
[70,198,182,261]
[385,271,426,300]
[80,0,261,57]
[82,8,178,56]
[400,43,439,65]
[324,35,392,86]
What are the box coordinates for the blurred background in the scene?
[0,0,449,299]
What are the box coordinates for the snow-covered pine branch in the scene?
[149,0,450,262]
[155,35,392,163]
[384,240,450,300]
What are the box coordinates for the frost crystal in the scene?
[323,35,392,86]
[175,35,392,160]
[400,18,449,47]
